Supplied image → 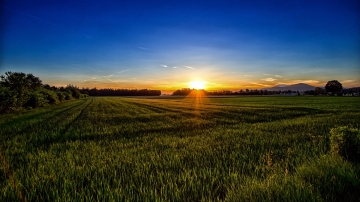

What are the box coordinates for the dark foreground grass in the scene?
[1,96,359,201]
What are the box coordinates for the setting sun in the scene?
[189,81,205,90]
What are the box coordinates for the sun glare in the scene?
[190,81,205,90]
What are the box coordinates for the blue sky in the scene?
[1,0,359,92]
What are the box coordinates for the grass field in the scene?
[1,96,359,201]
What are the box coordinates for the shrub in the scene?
[66,85,80,98]
[56,92,66,102]
[25,90,48,108]
[64,92,73,100]
[0,85,17,112]
[79,94,88,98]
[330,126,360,163]
[40,88,59,104]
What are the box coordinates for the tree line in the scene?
[0,72,162,113]
[0,72,88,113]
[173,80,358,96]
[79,88,161,96]
[172,88,304,96]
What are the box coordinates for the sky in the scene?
[1,0,360,93]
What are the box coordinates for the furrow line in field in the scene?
[0,100,86,132]
[0,100,88,141]
[122,100,178,114]
[122,100,201,117]
[21,98,93,150]
[59,98,94,136]
[110,99,150,115]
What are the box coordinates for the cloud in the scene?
[173,66,177,68]
[274,83,287,87]
[275,75,282,77]
[341,80,355,84]
[251,82,269,87]
[161,65,168,67]
[2,6,58,26]
[117,69,129,74]
[81,73,119,83]
[244,75,252,77]
[261,78,277,82]
[105,78,115,82]
[138,47,148,50]
[185,65,194,69]
[294,80,320,84]
[103,74,114,78]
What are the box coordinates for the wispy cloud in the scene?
[185,65,194,69]
[81,73,120,83]
[161,64,168,67]
[251,82,269,87]
[341,80,355,84]
[117,69,129,74]
[2,5,92,39]
[173,66,177,68]
[2,6,58,26]
[138,47,148,50]
[261,78,277,82]
[275,75,282,78]
[294,80,320,84]
[274,83,287,87]
[244,75,252,77]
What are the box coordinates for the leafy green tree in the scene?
[0,72,43,107]
[325,80,343,95]
[1,72,42,91]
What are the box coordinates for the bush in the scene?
[0,85,17,112]
[25,90,48,108]
[56,92,66,102]
[79,94,88,99]
[330,126,360,163]
[64,92,73,100]
[66,85,80,98]
[40,88,59,104]
[296,155,359,202]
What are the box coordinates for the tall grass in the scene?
[0,96,359,201]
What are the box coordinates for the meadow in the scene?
[1,96,359,201]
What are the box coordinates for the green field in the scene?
[1,96,359,201]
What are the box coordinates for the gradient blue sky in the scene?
[1,0,359,93]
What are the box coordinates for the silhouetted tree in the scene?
[314,87,325,95]
[325,80,343,95]
[80,88,161,96]
[172,88,193,96]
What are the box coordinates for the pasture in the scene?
[1,96,359,201]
